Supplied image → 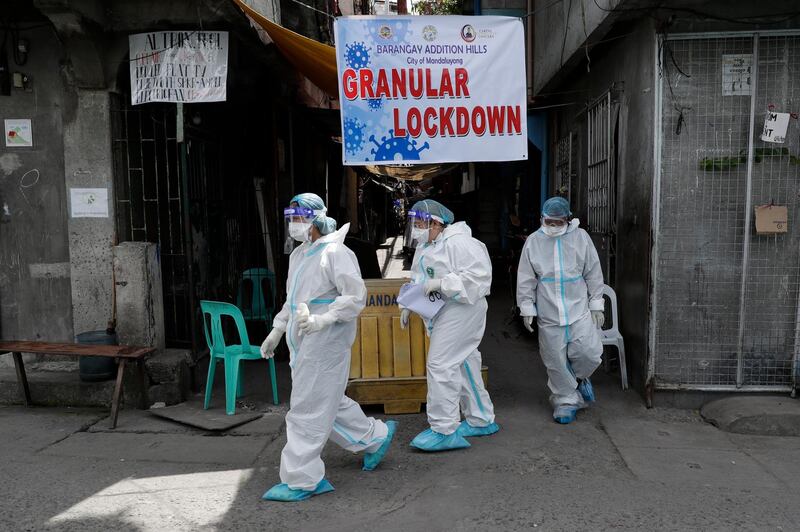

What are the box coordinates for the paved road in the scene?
[2,293,799,531]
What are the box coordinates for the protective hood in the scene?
[437,221,472,241]
[565,219,581,233]
[314,222,350,246]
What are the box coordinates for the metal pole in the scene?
[177,103,199,356]
[648,31,665,394]
[606,91,612,233]
[792,272,800,397]
[735,34,759,388]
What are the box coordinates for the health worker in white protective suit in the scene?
[260,193,397,502]
[402,199,499,452]
[516,196,605,424]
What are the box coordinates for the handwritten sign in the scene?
[129,31,228,105]
[760,111,790,143]
[722,54,752,96]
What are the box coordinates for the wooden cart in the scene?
[346,279,487,414]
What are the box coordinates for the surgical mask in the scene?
[411,227,430,244]
[542,224,567,237]
[289,222,312,242]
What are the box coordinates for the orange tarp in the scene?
[232,0,339,96]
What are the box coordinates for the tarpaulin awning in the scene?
[232,0,338,96]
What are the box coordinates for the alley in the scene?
[2,289,799,531]
[4,3,800,530]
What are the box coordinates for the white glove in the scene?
[400,308,410,329]
[297,312,336,335]
[521,315,534,333]
[591,310,605,329]
[260,327,284,359]
[424,278,442,296]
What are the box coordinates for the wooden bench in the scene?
[0,341,156,429]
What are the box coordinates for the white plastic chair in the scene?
[600,284,628,390]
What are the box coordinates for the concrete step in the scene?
[0,368,118,407]
[0,348,195,408]
[701,395,800,437]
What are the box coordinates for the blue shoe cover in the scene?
[410,428,471,452]
[262,479,335,502]
[553,406,578,424]
[456,420,500,438]
[363,420,397,471]
[578,378,595,403]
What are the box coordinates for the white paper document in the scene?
[397,282,445,321]
[760,111,790,143]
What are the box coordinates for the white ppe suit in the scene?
[272,223,389,490]
[516,220,604,408]
[410,222,496,435]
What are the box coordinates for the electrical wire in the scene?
[529,101,578,110]
[658,32,691,135]
[523,0,566,18]
[560,0,573,68]
[289,0,336,19]
[591,0,800,26]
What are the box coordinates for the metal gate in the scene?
[554,132,574,202]
[587,91,614,235]
[111,99,193,347]
[111,99,227,347]
[652,32,800,392]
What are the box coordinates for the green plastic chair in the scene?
[237,268,276,328]
[200,300,279,415]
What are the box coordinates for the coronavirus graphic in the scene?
[369,130,430,161]
[367,98,383,111]
[345,42,371,70]
[343,118,366,155]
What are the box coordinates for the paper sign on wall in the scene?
[129,31,228,105]
[5,119,33,147]
[722,54,752,96]
[760,112,790,143]
[754,204,788,234]
[70,188,109,218]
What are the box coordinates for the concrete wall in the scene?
[481,0,527,16]
[114,242,165,350]
[0,24,73,344]
[546,20,656,391]
[65,90,116,337]
[534,0,800,95]
[533,0,621,94]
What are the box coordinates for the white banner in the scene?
[129,31,228,105]
[334,16,527,165]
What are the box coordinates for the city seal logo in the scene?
[460,24,476,42]
[378,25,393,39]
[422,25,438,42]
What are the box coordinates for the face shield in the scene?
[284,206,321,243]
[404,209,439,248]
